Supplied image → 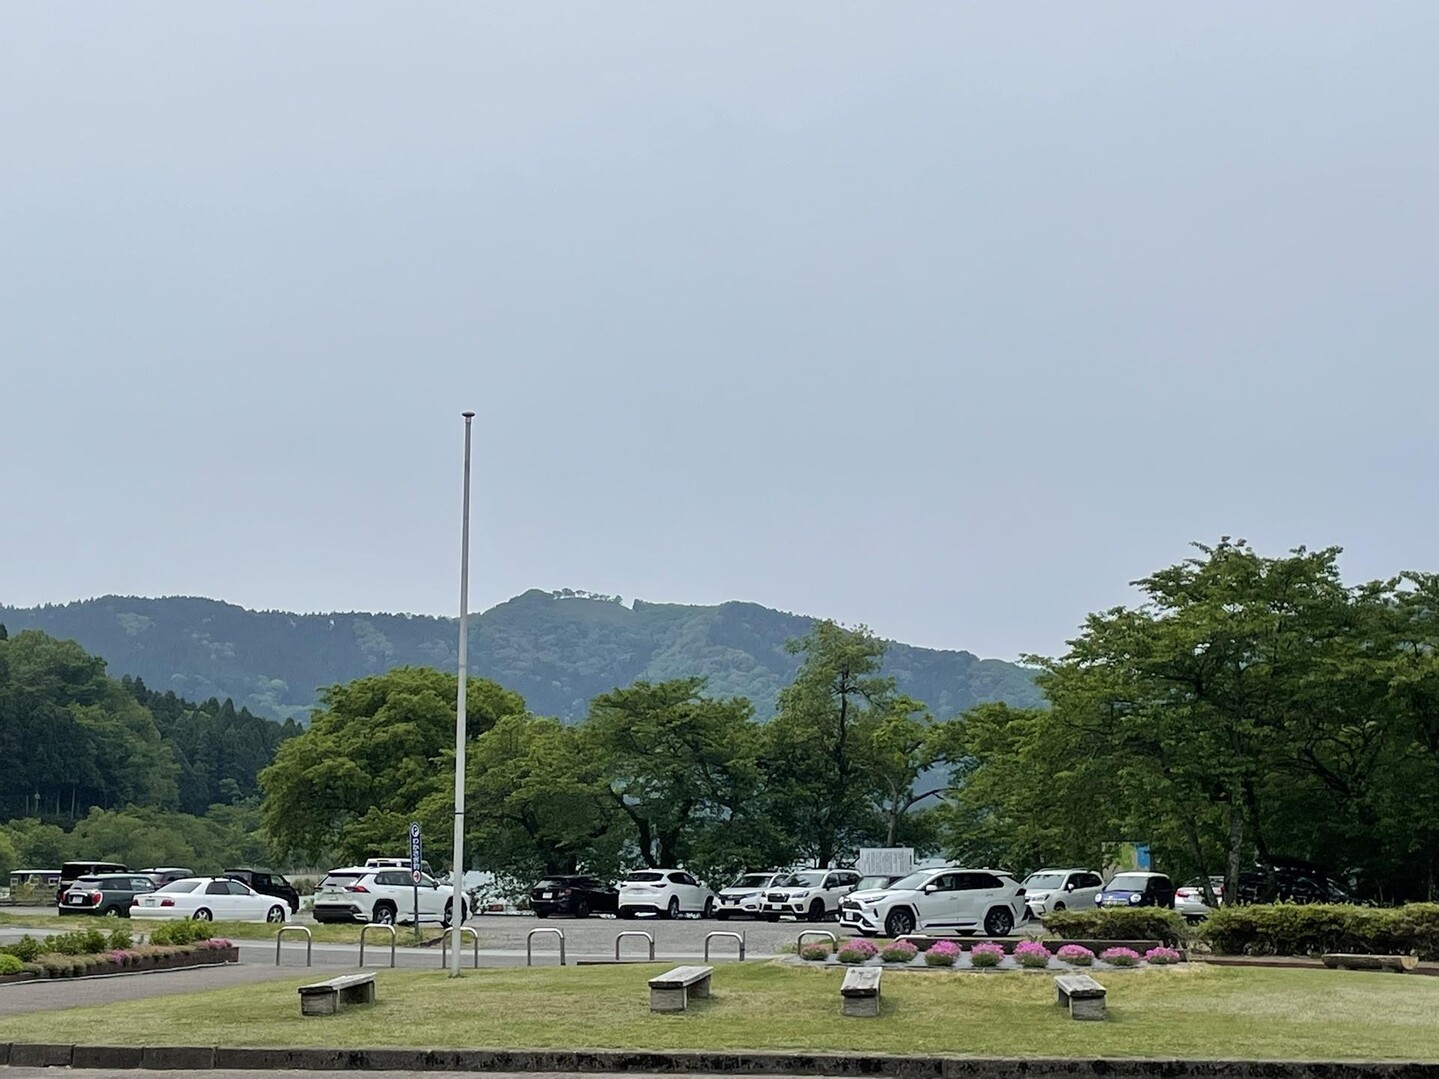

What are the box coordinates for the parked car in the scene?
[854,874,906,893]
[131,877,290,922]
[58,873,156,917]
[762,869,863,922]
[140,867,195,888]
[311,866,467,926]
[55,860,127,905]
[840,866,1028,938]
[1175,877,1225,922]
[1096,871,1176,909]
[528,875,618,918]
[1021,868,1104,918]
[364,856,436,876]
[715,872,783,920]
[224,868,301,914]
[617,869,716,919]
[1234,861,1356,905]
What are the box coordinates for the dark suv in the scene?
[224,868,301,914]
[529,875,618,918]
[58,873,156,917]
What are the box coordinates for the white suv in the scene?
[617,869,716,919]
[1021,868,1103,918]
[762,869,862,922]
[312,866,467,926]
[839,867,1027,938]
[715,872,782,920]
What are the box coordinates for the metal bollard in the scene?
[615,930,655,961]
[275,924,312,967]
[440,926,481,970]
[796,929,837,953]
[359,923,397,968]
[526,927,566,967]
[704,930,746,962]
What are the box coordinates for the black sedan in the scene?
[529,875,618,918]
[58,873,156,917]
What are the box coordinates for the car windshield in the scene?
[156,880,202,894]
[625,872,663,883]
[885,871,935,892]
[1024,872,1068,890]
[778,871,825,888]
[1106,874,1154,891]
[731,875,772,889]
[320,873,361,889]
[855,875,896,891]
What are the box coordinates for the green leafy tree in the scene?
[259,667,525,864]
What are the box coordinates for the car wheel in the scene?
[702,897,716,920]
[665,897,680,920]
[104,906,121,918]
[884,908,916,938]
[807,899,827,923]
[442,900,461,928]
[1052,902,1066,913]
[984,907,1015,937]
[535,910,549,918]
[373,903,397,926]
[715,910,730,921]
[575,899,591,919]
[192,908,213,922]
[267,905,286,923]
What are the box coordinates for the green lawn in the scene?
[1,962,1436,1060]
[0,913,438,946]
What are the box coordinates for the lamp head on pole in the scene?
[462,411,475,419]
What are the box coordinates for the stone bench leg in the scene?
[301,991,338,1017]
[690,974,711,1000]
[1068,996,1106,1021]
[651,986,689,1013]
[842,993,880,1018]
[339,981,375,1006]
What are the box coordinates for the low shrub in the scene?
[1145,946,1183,965]
[1056,944,1095,966]
[967,941,1004,968]
[837,939,878,964]
[0,954,25,975]
[1101,947,1140,967]
[924,939,961,967]
[1198,903,1439,960]
[799,941,832,961]
[1013,940,1051,968]
[46,928,109,957]
[880,941,918,963]
[0,935,44,963]
[148,921,213,947]
[1045,907,1188,946]
[106,927,134,951]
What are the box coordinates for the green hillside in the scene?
[1,590,1041,723]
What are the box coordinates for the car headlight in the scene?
[790,890,808,898]
[1128,894,1141,905]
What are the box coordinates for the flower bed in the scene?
[0,931,238,980]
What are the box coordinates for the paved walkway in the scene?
[0,962,299,1016]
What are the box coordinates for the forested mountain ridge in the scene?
[1,591,1042,723]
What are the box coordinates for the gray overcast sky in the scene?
[3,2,1436,661]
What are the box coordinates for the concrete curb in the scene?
[4,1044,1439,1075]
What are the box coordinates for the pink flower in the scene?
[1056,944,1095,966]
[927,940,962,957]
[1144,946,1182,965]
[1014,941,1051,968]
[968,941,1005,968]
[1100,947,1141,967]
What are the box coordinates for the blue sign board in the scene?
[409,821,422,883]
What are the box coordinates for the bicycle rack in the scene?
[796,929,837,953]
[359,923,397,968]
[527,927,566,966]
[441,926,481,969]
[704,931,746,962]
[614,930,655,961]
[275,924,312,967]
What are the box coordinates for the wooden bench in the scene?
[1054,973,1106,1021]
[298,972,377,1016]
[648,964,714,1013]
[1323,953,1418,974]
[840,967,882,1017]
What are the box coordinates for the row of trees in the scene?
[259,542,1439,902]
[940,541,1439,903]
[259,622,959,886]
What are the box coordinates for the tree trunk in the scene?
[1225,802,1245,903]
[1182,814,1217,905]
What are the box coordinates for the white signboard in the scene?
[857,848,915,877]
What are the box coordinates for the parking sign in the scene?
[409,821,422,884]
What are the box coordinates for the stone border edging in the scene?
[5,1043,1439,1076]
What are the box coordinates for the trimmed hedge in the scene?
[0,953,24,975]
[1199,903,1439,960]
[148,920,217,946]
[1043,907,1188,946]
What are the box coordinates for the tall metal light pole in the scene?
[449,410,475,977]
